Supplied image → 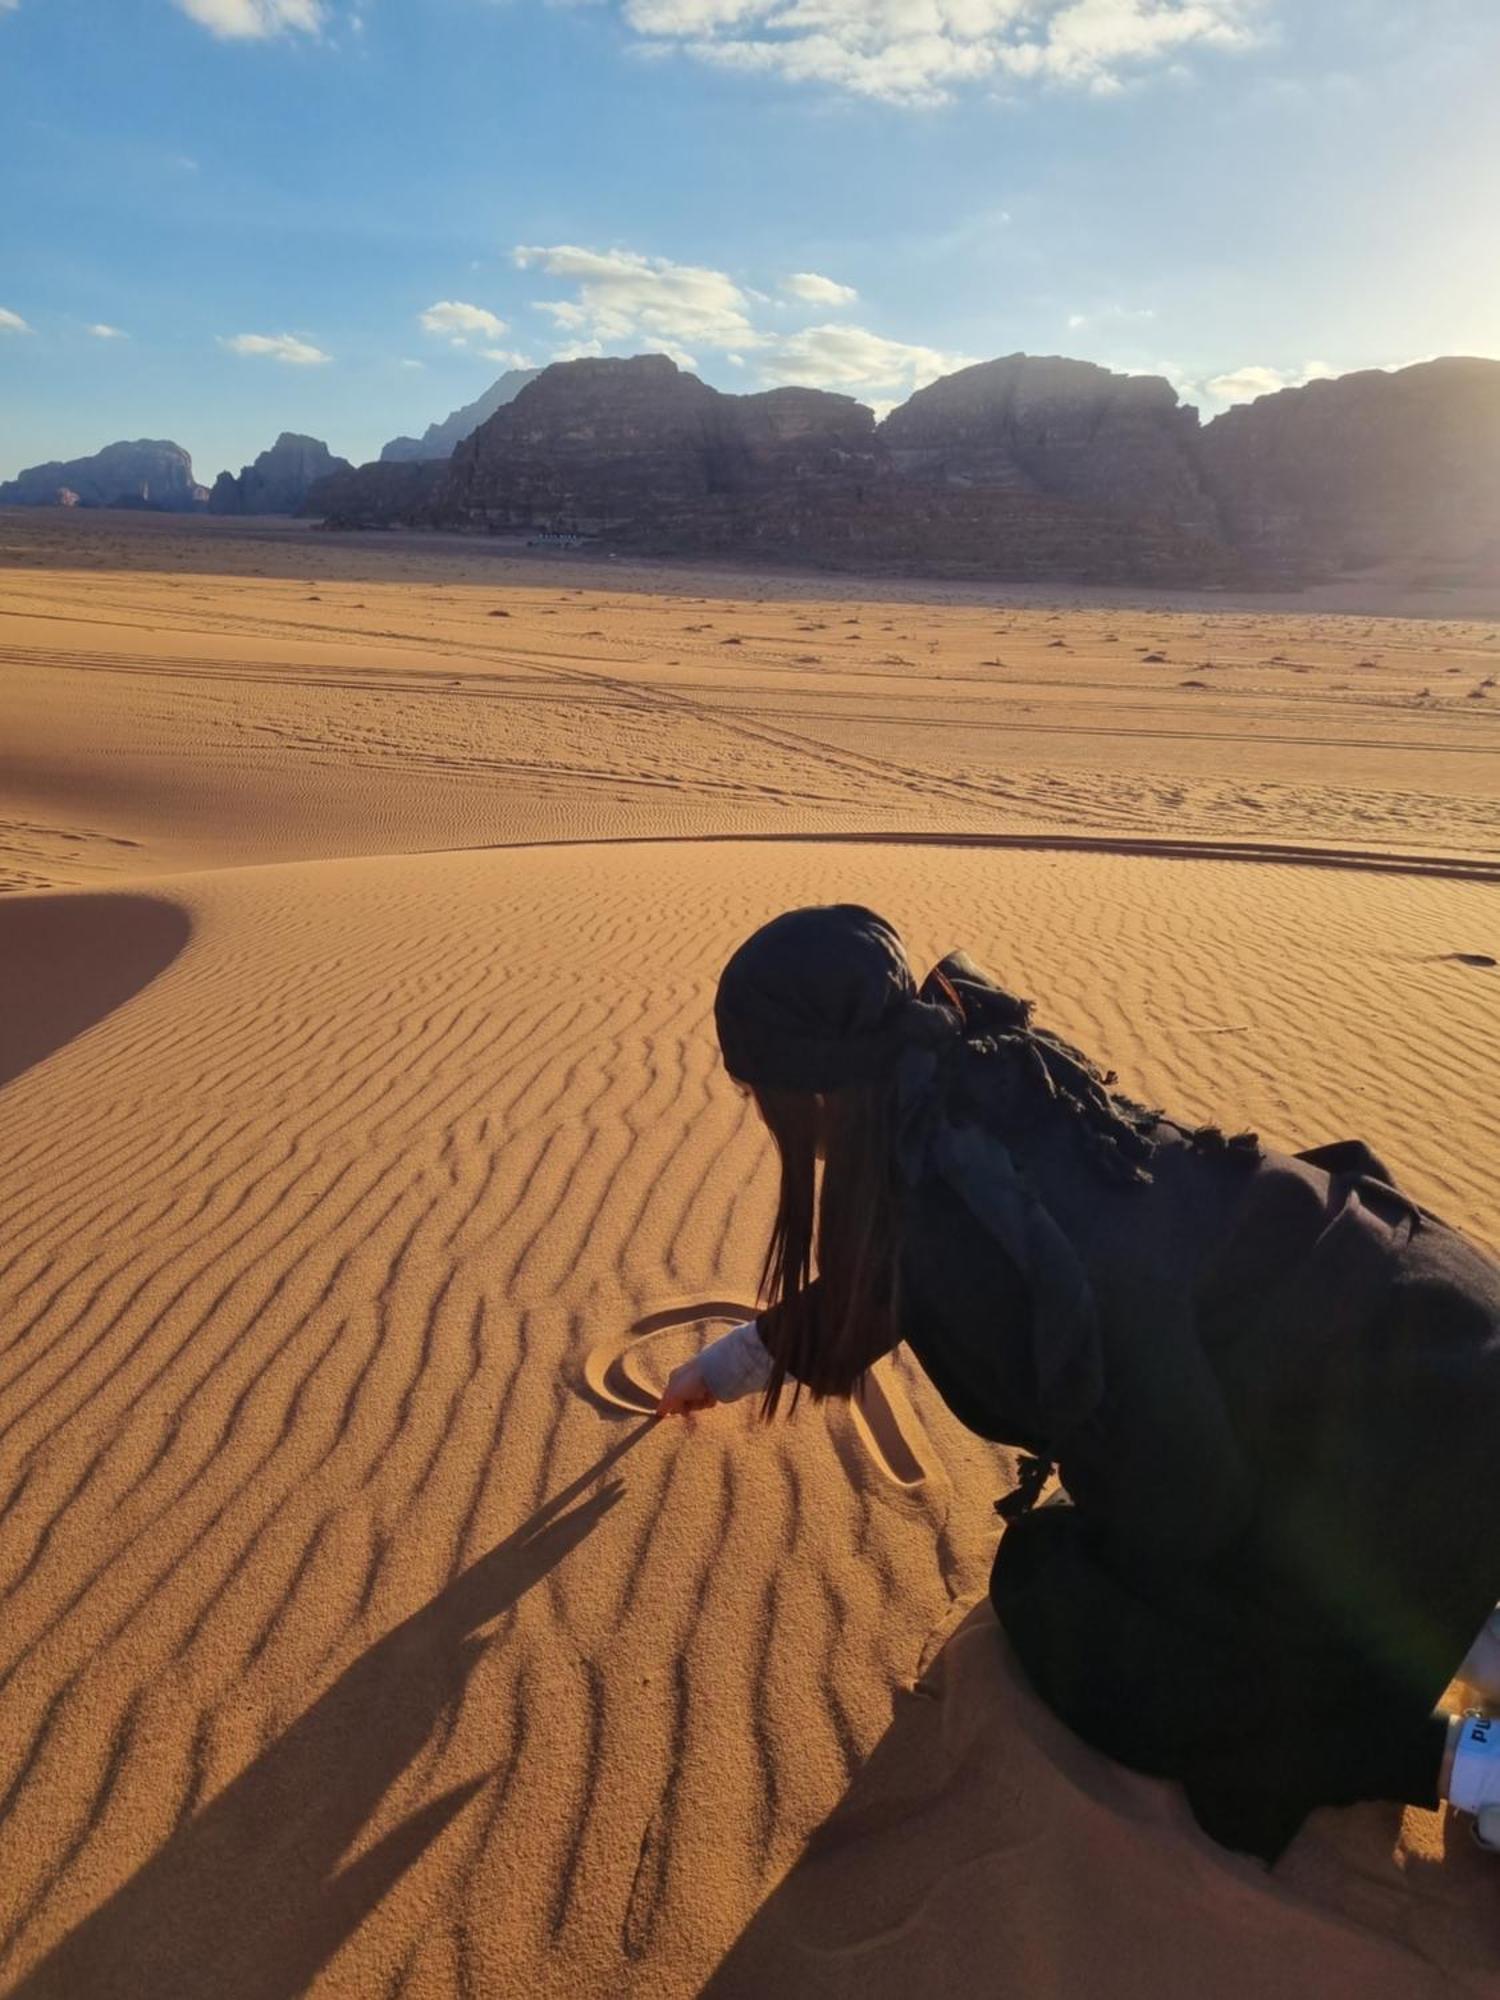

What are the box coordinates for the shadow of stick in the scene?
[11,1425,653,2000]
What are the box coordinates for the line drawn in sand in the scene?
[846,1365,930,1489]
[581,1300,936,1492]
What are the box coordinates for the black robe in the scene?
[764,957,1500,1863]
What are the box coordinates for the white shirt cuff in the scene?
[697,1319,774,1402]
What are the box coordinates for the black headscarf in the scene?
[713,904,962,1093]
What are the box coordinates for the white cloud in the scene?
[479,346,538,368]
[619,0,1262,105]
[761,322,975,394]
[511,240,971,405]
[1204,363,1288,403]
[0,2,21,16]
[1068,303,1156,331]
[399,357,426,370]
[220,331,331,364]
[1204,358,1333,405]
[0,306,32,333]
[419,299,509,345]
[88,323,128,340]
[784,271,858,307]
[1037,0,1254,85]
[515,243,761,354]
[172,0,326,38]
[1151,357,1368,412]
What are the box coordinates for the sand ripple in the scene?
[1,838,1496,1995]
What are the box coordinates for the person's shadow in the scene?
[10,1426,649,2000]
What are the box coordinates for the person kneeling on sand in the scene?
[657,904,1500,1866]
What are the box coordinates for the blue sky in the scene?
[2,0,1498,485]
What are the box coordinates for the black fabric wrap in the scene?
[714,905,962,1093]
[892,1037,1105,1437]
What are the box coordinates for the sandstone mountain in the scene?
[308,351,1500,586]
[882,355,1219,539]
[0,439,206,511]
[302,456,449,528]
[208,433,351,517]
[1198,357,1500,579]
[314,354,1234,583]
[441,356,874,533]
[379,368,541,463]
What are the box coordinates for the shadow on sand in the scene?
[10,1426,651,2000]
[0,892,192,1089]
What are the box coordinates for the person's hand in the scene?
[656,1356,719,1417]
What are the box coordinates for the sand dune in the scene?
[4,509,1498,893]
[1,514,1498,1997]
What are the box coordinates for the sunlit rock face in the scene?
[306,350,1500,587]
[0,440,205,511]
[880,354,1222,539]
[1198,358,1500,579]
[208,434,352,517]
[435,355,882,542]
[422,354,1237,581]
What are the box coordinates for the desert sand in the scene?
[2,508,1499,1998]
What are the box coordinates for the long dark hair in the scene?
[749,1077,903,1418]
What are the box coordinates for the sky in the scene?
[2,0,1498,485]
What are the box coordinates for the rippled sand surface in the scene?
[3,512,1499,1997]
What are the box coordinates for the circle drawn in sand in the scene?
[582,1301,755,1415]
[585,1305,936,1490]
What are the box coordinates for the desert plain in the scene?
[2,507,1499,1998]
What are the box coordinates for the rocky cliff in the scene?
[380,368,541,463]
[303,456,450,526]
[1197,358,1500,578]
[209,433,351,516]
[307,350,1500,586]
[0,439,205,511]
[354,354,1228,581]
[881,354,1219,538]
[434,357,880,540]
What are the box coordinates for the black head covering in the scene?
[714,904,961,1093]
[715,907,1109,1445]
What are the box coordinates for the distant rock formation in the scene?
[208,432,351,517]
[379,369,541,463]
[0,440,205,511]
[318,354,1236,582]
[1197,358,1500,578]
[303,456,449,526]
[882,355,1220,538]
[307,351,1500,586]
[440,357,879,537]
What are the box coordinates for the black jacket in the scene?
[767,954,1500,1862]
